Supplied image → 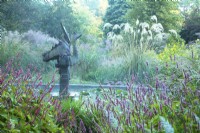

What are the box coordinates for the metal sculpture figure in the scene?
[42,23,81,96]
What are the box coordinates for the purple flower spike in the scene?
[160,103,163,112]
[79,119,87,133]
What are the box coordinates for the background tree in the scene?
[126,0,183,32]
[0,0,80,38]
[179,0,200,43]
[71,1,102,38]
[103,0,130,35]
[83,0,108,17]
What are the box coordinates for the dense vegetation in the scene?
[0,0,200,132]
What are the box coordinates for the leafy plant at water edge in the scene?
[0,59,64,132]
[0,59,97,132]
[61,97,100,132]
[83,50,200,132]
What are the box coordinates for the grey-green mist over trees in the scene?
[0,0,200,132]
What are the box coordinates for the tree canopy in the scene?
[0,0,80,38]
[103,0,130,35]
[179,0,200,43]
[126,0,183,32]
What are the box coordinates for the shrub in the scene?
[80,41,200,132]
[61,97,99,132]
[158,43,187,62]
[157,43,200,89]
[0,59,99,132]
[22,30,58,47]
[96,61,127,82]
[85,65,200,132]
[0,30,57,83]
[72,43,102,81]
[0,59,64,132]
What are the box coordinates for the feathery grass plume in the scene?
[160,116,174,133]
[123,23,133,34]
[115,35,123,42]
[107,32,115,40]
[139,22,150,30]
[113,24,121,30]
[103,23,113,30]
[136,19,139,26]
[151,23,164,33]
[169,29,178,38]
[22,30,58,47]
[151,15,158,23]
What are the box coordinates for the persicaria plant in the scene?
[0,59,91,132]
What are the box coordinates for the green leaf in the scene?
[10,118,18,129]
[151,115,159,125]
[10,129,20,133]
[0,113,8,120]
[194,114,200,124]
[160,116,174,133]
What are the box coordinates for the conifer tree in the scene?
[103,0,130,35]
[180,0,200,43]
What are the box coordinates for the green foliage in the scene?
[61,97,100,132]
[84,54,200,132]
[78,0,108,17]
[126,0,183,32]
[104,0,129,25]
[0,30,58,83]
[0,0,80,38]
[157,41,200,89]
[71,2,103,40]
[103,0,130,35]
[158,43,187,62]
[180,1,200,43]
[95,61,127,82]
[72,43,101,81]
[102,18,175,83]
[0,60,64,132]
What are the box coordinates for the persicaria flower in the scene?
[0,78,4,84]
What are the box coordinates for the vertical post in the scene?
[59,67,70,96]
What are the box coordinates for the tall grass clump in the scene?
[72,43,102,81]
[101,16,177,83]
[156,41,200,89]
[0,30,59,83]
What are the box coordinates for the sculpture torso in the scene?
[42,23,81,96]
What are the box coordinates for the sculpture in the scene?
[42,23,81,96]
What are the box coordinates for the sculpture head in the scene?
[42,23,81,63]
